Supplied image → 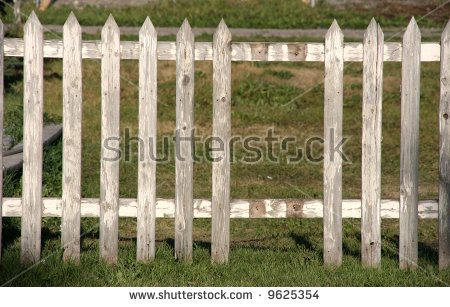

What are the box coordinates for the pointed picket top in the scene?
[177,18,193,39]
[214,19,231,38]
[364,18,377,43]
[140,16,157,37]
[213,19,232,54]
[404,16,420,40]
[377,23,384,41]
[326,19,343,42]
[442,19,450,44]
[64,12,80,29]
[102,14,119,35]
[366,18,378,34]
[25,11,42,30]
[364,18,383,44]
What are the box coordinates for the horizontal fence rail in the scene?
[2,39,441,62]
[0,198,438,219]
[0,12,448,269]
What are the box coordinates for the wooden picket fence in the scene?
[0,12,448,270]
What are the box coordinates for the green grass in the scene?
[1,0,448,29]
[0,218,449,286]
[0,57,447,286]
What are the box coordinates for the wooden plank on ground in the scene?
[211,20,232,264]
[21,12,44,265]
[61,12,82,263]
[100,15,120,264]
[175,19,194,262]
[137,17,157,262]
[361,18,383,268]
[399,17,421,270]
[323,20,343,267]
[439,20,450,270]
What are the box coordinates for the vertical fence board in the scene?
[100,15,120,264]
[0,20,3,263]
[61,12,82,263]
[361,19,383,268]
[21,12,43,264]
[323,20,343,267]
[400,17,421,270]
[137,17,157,262]
[211,20,232,264]
[439,21,450,270]
[175,19,194,262]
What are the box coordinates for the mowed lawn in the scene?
[0,24,449,285]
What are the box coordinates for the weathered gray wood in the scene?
[323,20,343,267]
[21,12,43,264]
[2,38,441,62]
[399,17,421,270]
[439,20,450,270]
[0,19,3,263]
[137,17,157,262]
[13,0,21,25]
[3,124,62,173]
[100,15,120,264]
[175,19,194,262]
[211,20,232,264]
[1,198,439,219]
[361,19,383,268]
[61,13,82,263]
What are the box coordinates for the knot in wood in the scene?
[182,75,190,86]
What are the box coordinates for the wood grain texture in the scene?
[211,20,232,264]
[361,19,383,268]
[1,198,439,219]
[175,19,194,262]
[0,19,3,263]
[61,12,82,263]
[2,38,440,62]
[399,17,421,270]
[100,15,120,264]
[13,0,21,25]
[439,20,450,270]
[21,12,43,265]
[137,17,157,262]
[323,20,343,267]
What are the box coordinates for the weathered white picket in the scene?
[175,19,195,262]
[0,13,448,270]
[61,12,82,263]
[21,12,43,265]
[137,17,158,263]
[0,20,3,264]
[361,19,383,268]
[99,15,121,264]
[211,20,232,264]
[323,20,343,267]
[439,22,450,270]
[399,18,421,270]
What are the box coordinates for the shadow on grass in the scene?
[1,218,21,252]
[290,233,316,251]
[160,237,212,253]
